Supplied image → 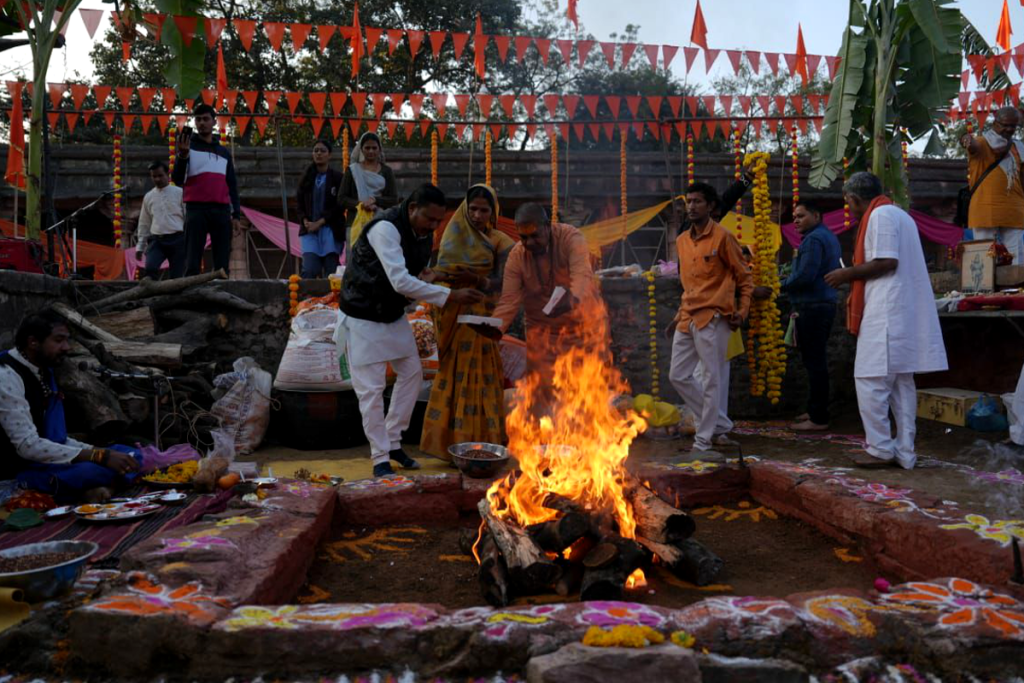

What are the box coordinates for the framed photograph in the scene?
[960,240,996,293]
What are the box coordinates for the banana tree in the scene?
[810,0,1007,205]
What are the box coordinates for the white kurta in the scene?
[1012,363,1024,446]
[336,220,450,365]
[854,205,948,379]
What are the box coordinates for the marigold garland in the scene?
[112,132,123,250]
[485,130,493,187]
[431,129,439,186]
[743,151,786,403]
[342,126,350,173]
[645,269,659,398]
[620,130,628,222]
[790,126,799,209]
[167,121,176,185]
[732,127,743,241]
[686,133,694,187]
[842,156,850,231]
[550,130,559,222]
[288,274,300,318]
[582,625,665,648]
[901,126,909,179]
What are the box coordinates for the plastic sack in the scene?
[136,443,201,475]
[409,306,439,377]
[966,394,1009,433]
[211,357,272,455]
[633,394,681,428]
[349,205,376,246]
[275,306,353,391]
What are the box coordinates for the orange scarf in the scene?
[847,195,893,336]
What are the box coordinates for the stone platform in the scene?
[1,461,1022,681]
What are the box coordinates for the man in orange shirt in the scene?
[669,182,753,454]
[490,203,598,411]
[960,106,1024,265]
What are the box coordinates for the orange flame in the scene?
[486,296,646,539]
[625,568,647,590]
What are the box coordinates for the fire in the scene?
[486,297,647,539]
[625,568,647,590]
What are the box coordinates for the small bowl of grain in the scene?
[0,540,99,602]
[448,442,511,479]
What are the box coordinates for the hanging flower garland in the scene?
[550,130,559,222]
[790,126,799,210]
[901,126,909,179]
[842,156,850,232]
[113,132,123,250]
[732,127,743,241]
[485,130,493,187]
[642,268,660,398]
[686,133,694,187]
[620,129,628,232]
[288,274,300,318]
[431,129,439,186]
[342,125,350,173]
[167,121,176,185]
[743,151,786,403]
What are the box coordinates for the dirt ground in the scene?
[297,500,880,609]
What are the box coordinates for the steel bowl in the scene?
[448,442,511,479]
[0,540,99,603]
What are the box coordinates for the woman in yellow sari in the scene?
[420,185,515,459]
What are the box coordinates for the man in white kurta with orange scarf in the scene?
[825,172,947,470]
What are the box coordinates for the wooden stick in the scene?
[477,533,511,607]
[579,535,648,602]
[52,302,120,343]
[477,498,559,592]
[526,511,589,554]
[84,269,227,311]
[81,339,183,368]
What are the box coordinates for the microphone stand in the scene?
[45,188,125,278]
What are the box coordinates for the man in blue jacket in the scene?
[172,103,241,276]
[781,200,841,431]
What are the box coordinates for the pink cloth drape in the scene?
[781,209,963,248]
[241,206,302,257]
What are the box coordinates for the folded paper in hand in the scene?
[542,286,567,316]
[457,315,503,328]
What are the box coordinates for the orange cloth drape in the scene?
[848,195,893,337]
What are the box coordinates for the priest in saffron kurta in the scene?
[490,203,598,411]
[420,185,515,459]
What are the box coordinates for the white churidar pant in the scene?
[855,373,918,469]
[348,353,423,465]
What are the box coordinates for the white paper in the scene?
[543,286,567,316]
[457,315,503,328]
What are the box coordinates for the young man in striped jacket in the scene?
[172,103,241,276]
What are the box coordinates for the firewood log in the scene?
[85,269,226,311]
[477,499,559,592]
[624,475,696,544]
[54,360,127,438]
[85,307,155,339]
[81,340,183,368]
[637,536,724,587]
[579,535,649,602]
[477,533,511,607]
[526,511,589,554]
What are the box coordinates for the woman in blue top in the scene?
[296,139,346,278]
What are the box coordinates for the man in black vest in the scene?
[0,311,139,502]
[338,184,484,477]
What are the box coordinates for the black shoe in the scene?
[389,449,422,470]
[373,462,396,478]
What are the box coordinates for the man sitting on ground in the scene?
[0,310,139,502]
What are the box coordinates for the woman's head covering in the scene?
[435,184,514,276]
[351,132,384,164]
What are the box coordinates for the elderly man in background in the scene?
[960,106,1024,265]
[825,173,947,470]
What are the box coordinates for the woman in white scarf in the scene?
[339,132,398,252]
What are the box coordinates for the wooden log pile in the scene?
[51,270,259,446]
[472,472,723,606]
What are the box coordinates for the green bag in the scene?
[784,312,798,348]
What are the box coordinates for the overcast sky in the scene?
[0,1,1015,93]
